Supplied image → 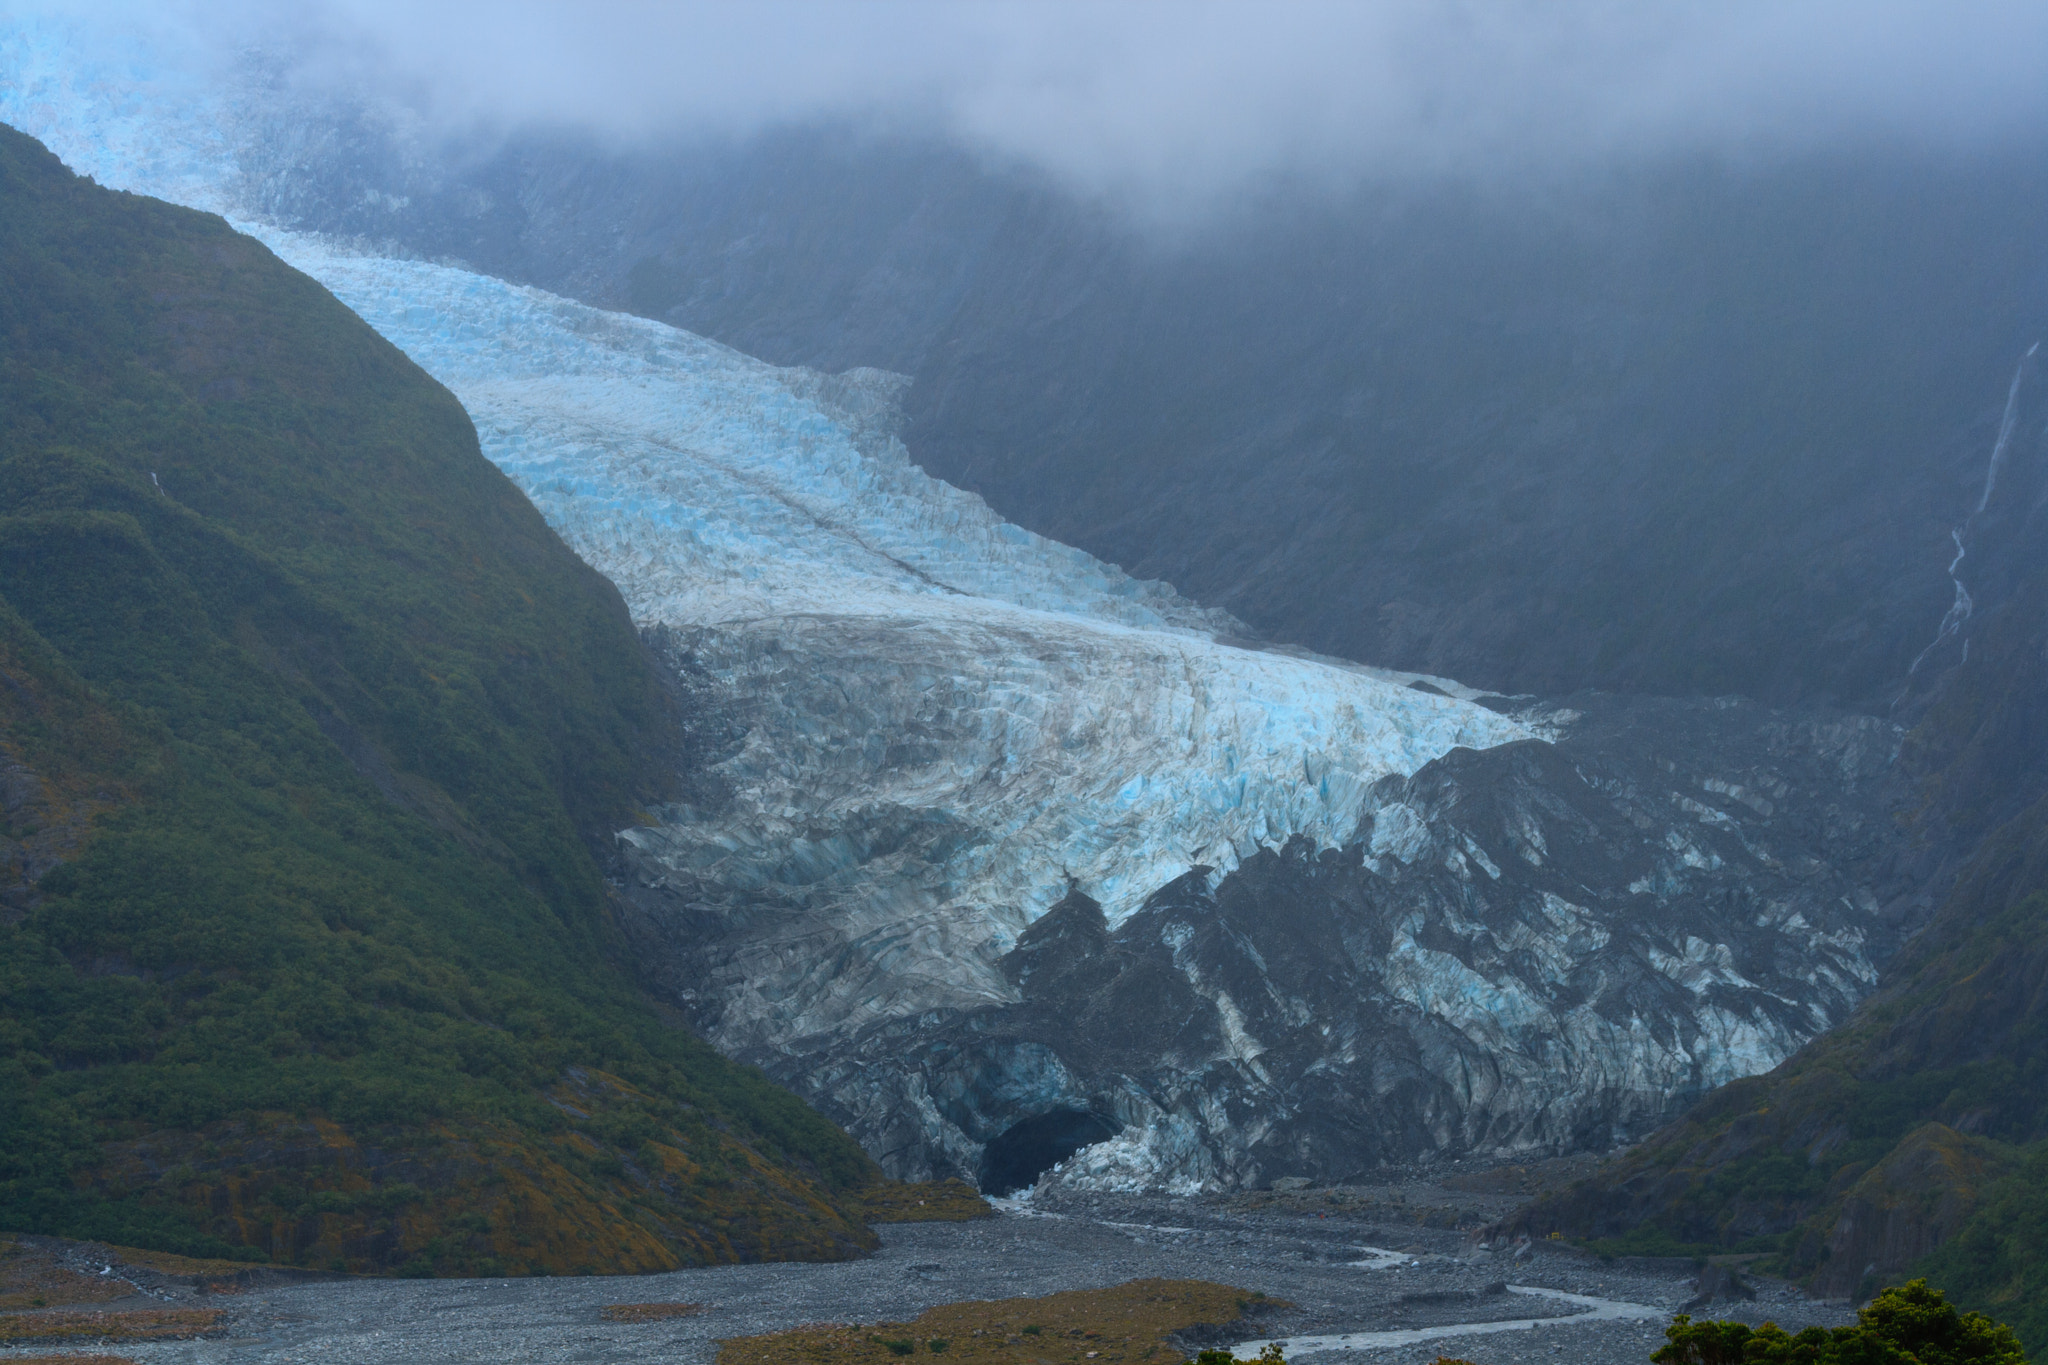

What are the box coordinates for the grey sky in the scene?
[45,0,2048,215]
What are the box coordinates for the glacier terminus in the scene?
[0,19,1926,1196]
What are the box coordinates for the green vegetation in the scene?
[1917,1149,2048,1355]
[1525,868,2048,1320]
[0,121,877,1271]
[0,1305,225,1345]
[1515,552,2048,1344]
[857,1178,996,1223]
[1656,1281,2026,1365]
[1581,1226,1719,1262]
[714,1280,1275,1365]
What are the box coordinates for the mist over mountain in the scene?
[99,0,2048,213]
[238,114,2048,707]
[15,1,2048,1335]
[37,3,2048,708]
[208,27,2048,1319]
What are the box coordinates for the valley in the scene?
[0,1176,1856,1364]
[0,32,1938,1209]
[7,7,2048,1358]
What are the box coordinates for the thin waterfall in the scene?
[1908,343,2040,677]
[1976,342,2038,514]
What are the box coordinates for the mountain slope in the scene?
[0,26,1974,1208]
[237,117,2048,708]
[227,215,1915,1193]
[0,121,878,1274]
[1506,559,2048,1345]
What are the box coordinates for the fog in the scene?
[25,0,2048,216]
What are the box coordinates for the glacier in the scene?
[0,12,1527,1037]
[0,17,1915,1194]
[292,248,1528,1042]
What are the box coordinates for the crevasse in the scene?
[0,17,1526,960]
[287,243,1527,949]
[3,21,1906,1191]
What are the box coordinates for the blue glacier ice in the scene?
[6,19,1897,1193]
[0,15,1528,1037]
[279,240,1528,1043]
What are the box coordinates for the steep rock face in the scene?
[208,83,2048,709]
[0,26,1936,1205]
[620,692,1914,1191]
[1504,560,2048,1334]
[1810,1124,2015,1301]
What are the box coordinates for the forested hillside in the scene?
[0,122,878,1275]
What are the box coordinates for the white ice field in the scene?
[0,21,1528,1003]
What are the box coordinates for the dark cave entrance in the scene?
[978,1110,1121,1195]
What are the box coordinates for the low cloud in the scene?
[34,0,2048,215]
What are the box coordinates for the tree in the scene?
[1654,1281,2026,1365]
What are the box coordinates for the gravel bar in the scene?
[3,1190,1855,1365]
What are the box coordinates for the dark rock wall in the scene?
[1507,557,2048,1309]
[239,112,2048,709]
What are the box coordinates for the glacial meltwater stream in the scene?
[1230,1246,1665,1361]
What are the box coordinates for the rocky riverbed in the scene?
[2,1177,1857,1365]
